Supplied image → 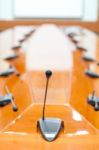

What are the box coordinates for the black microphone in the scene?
[37,70,63,142]
[87,90,99,111]
[42,70,52,120]
[12,45,21,51]
[5,86,18,112]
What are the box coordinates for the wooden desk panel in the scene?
[70,33,99,129]
[0,105,98,149]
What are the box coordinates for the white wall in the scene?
[0,0,98,21]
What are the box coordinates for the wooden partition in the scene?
[0,20,99,33]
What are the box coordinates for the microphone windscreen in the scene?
[45,70,52,78]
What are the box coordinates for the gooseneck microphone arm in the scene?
[42,70,52,120]
[42,77,49,120]
[5,86,18,112]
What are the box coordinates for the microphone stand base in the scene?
[37,118,64,142]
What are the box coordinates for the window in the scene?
[14,0,83,19]
[0,0,98,21]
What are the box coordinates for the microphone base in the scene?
[0,94,13,107]
[3,54,18,61]
[0,68,15,77]
[37,118,64,142]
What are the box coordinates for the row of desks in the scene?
[0,24,99,149]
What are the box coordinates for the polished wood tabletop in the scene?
[0,24,99,149]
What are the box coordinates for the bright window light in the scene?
[14,0,83,19]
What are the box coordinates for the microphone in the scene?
[4,54,18,61]
[5,86,18,112]
[37,70,64,142]
[87,90,99,111]
[0,66,20,77]
[12,45,21,51]
[42,70,52,120]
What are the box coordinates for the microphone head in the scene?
[45,70,52,78]
[13,105,18,112]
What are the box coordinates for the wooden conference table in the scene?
[0,24,99,149]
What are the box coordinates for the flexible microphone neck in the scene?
[5,86,18,112]
[42,70,52,120]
